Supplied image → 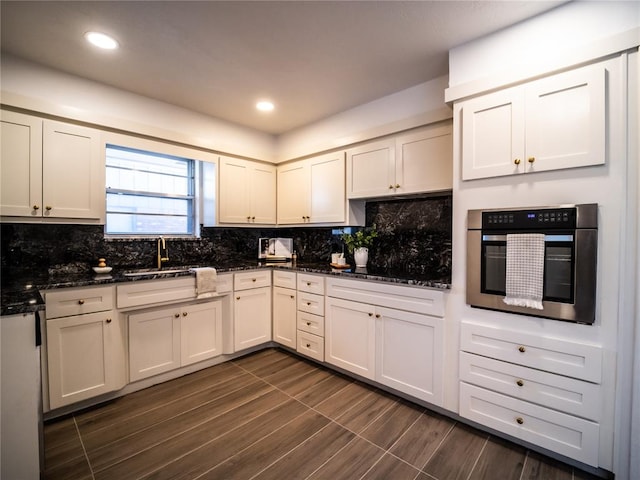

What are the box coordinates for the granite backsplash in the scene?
[1,195,451,281]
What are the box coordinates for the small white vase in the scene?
[353,247,369,267]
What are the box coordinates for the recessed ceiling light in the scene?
[256,101,275,112]
[85,31,119,50]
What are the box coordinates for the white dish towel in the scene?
[191,267,217,299]
[503,233,545,310]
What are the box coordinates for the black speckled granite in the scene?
[1,194,452,315]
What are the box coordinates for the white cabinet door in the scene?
[234,286,272,351]
[325,297,375,380]
[180,301,223,366]
[273,286,297,349]
[218,156,276,224]
[309,151,345,223]
[43,120,103,219]
[461,87,526,180]
[396,124,453,195]
[375,307,443,404]
[525,65,606,173]
[346,138,395,198]
[250,162,277,224]
[129,307,181,382]
[47,310,126,409]
[277,160,310,224]
[461,64,606,180]
[0,110,42,217]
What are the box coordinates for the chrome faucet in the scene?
[157,236,169,269]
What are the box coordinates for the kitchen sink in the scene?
[123,268,194,277]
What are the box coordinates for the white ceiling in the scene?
[1,1,566,135]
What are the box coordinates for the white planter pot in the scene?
[354,247,369,267]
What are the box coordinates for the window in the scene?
[105,145,196,236]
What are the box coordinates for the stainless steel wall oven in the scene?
[466,204,598,324]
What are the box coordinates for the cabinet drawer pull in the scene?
[375,314,381,318]
[518,345,526,353]
[236,296,241,300]
[182,312,188,317]
[290,295,295,299]
[368,312,373,317]
[514,158,521,165]
[251,216,256,220]
[174,313,180,318]
[306,302,311,306]
[105,318,112,324]
[306,282,311,286]
[247,216,251,220]
[252,278,257,282]
[388,185,394,189]
[78,299,85,305]
[395,184,400,188]
[516,417,524,425]
[516,379,524,387]
[45,206,52,211]
[306,321,311,326]
[33,205,40,210]
[528,156,536,164]
[306,343,311,348]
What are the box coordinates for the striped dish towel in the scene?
[503,233,545,310]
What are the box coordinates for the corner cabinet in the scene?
[277,151,346,224]
[218,155,276,224]
[346,123,453,199]
[325,277,445,404]
[44,286,126,410]
[461,63,606,180]
[1,111,104,220]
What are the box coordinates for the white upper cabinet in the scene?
[347,123,453,199]
[461,64,606,180]
[218,156,276,224]
[1,112,103,220]
[277,151,345,225]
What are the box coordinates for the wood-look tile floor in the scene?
[44,348,602,480]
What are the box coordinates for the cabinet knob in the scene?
[247,216,251,221]
[528,156,536,164]
[306,302,311,306]
[106,318,112,324]
[395,184,400,189]
[78,299,85,305]
[252,278,257,282]
[290,295,295,299]
[518,345,526,353]
[368,312,373,317]
[32,205,40,211]
[45,206,52,211]
[306,343,311,348]
[516,417,524,425]
[236,296,241,300]
[252,216,256,220]
[174,313,180,318]
[514,158,521,165]
[182,312,188,317]
[306,282,311,286]
[306,321,311,326]
[389,185,394,189]
[375,314,381,318]
[516,379,524,387]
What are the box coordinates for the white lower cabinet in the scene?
[47,309,126,409]
[459,321,602,466]
[273,285,297,349]
[376,307,443,404]
[234,286,272,351]
[129,300,223,382]
[325,278,445,403]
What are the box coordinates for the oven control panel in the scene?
[482,208,576,230]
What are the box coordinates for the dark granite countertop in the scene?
[1,261,450,316]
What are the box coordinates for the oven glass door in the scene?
[480,234,575,303]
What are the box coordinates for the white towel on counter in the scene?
[191,267,217,299]
[503,233,545,310]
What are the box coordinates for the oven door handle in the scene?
[481,234,574,242]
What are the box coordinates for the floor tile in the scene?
[520,451,573,480]
[360,398,423,450]
[306,436,385,480]
[468,436,526,480]
[360,453,422,479]
[422,423,488,480]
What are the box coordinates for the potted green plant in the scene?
[341,225,378,267]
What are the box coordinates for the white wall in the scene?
[446,1,639,101]
[0,54,277,162]
[275,75,452,162]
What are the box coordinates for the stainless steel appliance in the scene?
[258,237,293,261]
[466,204,598,324]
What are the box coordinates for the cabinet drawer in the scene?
[117,277,196,309]
[460,322,602,383]
[297,273,325,295]
[326,277,444,317]
[297,331,324,362]
[297,292,324,316]
[297,311,324,337]
[460,352,601,421]
[45,286,114,319]
[273,270,296,289]
[234,270,271,291]
[460,382,599,466]
[216,273,233,294]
